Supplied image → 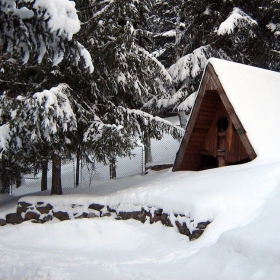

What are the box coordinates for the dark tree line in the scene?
[1,0,279,194]
[0,0,182,194]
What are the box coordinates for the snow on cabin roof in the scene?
[207,58,280,161]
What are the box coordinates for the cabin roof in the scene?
[174,58,280,170]
[208,58,280,161]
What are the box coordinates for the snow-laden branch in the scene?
[138,46,173,84]
[32,84,76,133]
[177,91,197,111]
[267,22,280,36]
[83,106,183,144]
[32,0,80,40]
[0,84,77,157]
[168,45,214,84]
[0,124,11,152]
[144,87,188,111]
[81,0,116,25]
[83,104,183,163]
[116,106,184,139]
[0,0,94,72]
[217,7,257,36]
[83,116,124,143]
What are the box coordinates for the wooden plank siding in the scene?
[203,102,250,164]
[173,63,257,172]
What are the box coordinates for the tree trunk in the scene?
[51,154,62,195]
[178,111,188,129]
[15,167,21,188]
[144,137,152,164]
[41,160,48,191]
[174,1,182,62]
[0,159,10,193]
[76,147,80,187]
[109,158,116,179]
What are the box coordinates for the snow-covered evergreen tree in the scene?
[149,0,280,126]
[150,0,186,67]
[0,0,93,194]
[0,0,182,195]
[73,0,183,166]
[0,84,77,193]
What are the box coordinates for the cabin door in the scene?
[217,117,228,167]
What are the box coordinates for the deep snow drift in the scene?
[1,158,280,279]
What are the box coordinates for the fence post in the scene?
[144,136,152,165]
[73,159,76,188]
[51,154,62,195]
[109,158,117,179]
[142,145,146,175]
[41,160,48,191]
[76,147,80,187]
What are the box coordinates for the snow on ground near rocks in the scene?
[1,158,280,279]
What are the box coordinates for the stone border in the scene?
[2,201,211,241]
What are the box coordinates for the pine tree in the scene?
[150,0,280,125]
[72,0,183,166]
[0,0,93,194]
[150,0,186,67]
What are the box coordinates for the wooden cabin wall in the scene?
[226,123,250,163]
[203,103,250,165]
[203,104,227,157]
[179,90,221,171]
[179,128,206,171]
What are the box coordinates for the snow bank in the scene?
[15,159,280,246]
[1,156,280,278]
[1,158,280,279]
[177,182,280,280]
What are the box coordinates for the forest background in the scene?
[1,0,280,194]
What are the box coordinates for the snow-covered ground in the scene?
[1,157,280,279]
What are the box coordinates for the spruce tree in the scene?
[150,0,280,125]
[73,0,183,166]
[0,0,93,194]
[150,0,186,67]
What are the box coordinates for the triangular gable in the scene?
[173,61,257,171]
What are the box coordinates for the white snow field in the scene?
[1,159,280,280]
[1,59,280,279]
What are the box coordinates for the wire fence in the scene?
[79,146,144,185]
[7,134,180,196]
[149,133,181,166]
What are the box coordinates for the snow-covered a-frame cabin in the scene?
[173,58,280,171]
